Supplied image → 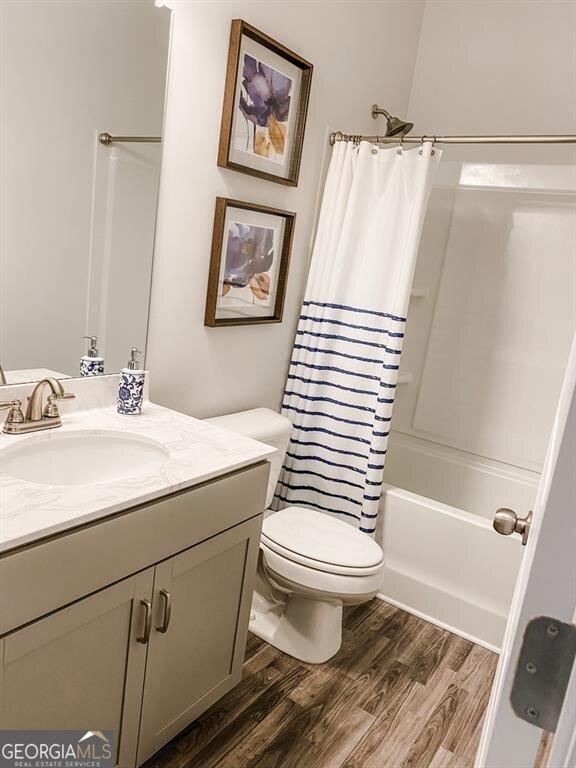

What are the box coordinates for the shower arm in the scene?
[371,105,392,120]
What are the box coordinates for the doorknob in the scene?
[493,508,532,545]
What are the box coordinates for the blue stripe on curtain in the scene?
[303,300,406,322]
[275,301,406,533]
[280,467,365,489]
[274,494,362,521]
[286,374,378,396]
[289,438,369,459]
[299,314,405,338]
[285,391,376,412]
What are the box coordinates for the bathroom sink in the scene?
[0,430,170,486]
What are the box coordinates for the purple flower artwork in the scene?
[236,54,293,163]
[222,222,276,305]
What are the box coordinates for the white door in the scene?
[476,335,576,768]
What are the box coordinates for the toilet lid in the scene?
[261,507,383,569]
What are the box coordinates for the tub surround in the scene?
[0,374,275,553]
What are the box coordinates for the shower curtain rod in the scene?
[329,131,576,146]
[98,132,162,145]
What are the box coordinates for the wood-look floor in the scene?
[147,599,498,768]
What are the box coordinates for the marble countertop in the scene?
[0,399,275,554]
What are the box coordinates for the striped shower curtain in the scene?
[275,139,441,533]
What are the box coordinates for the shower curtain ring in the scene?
[397,134,404,155]
[431,135,437,155]
[419,136,425,155]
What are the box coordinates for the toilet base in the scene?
[250,590,343,664]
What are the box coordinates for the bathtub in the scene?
[376,435,535,651]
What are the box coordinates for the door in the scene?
[476,336,576,768]
[0,569,154,768]
[137,517,261,764]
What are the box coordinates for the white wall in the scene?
[147,0,425,418]
[0,1,169,377]
[408,0,576,141]
[385,0,576,509]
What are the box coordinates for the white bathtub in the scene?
[376,483,524,650]
[375,428,539,650]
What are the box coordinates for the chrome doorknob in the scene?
[493,508,532,546]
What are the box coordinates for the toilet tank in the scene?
[205,408,292,509]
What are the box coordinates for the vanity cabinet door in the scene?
[0,569,154,768]
[137,516,262,764]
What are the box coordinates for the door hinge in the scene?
[510,616,576,732]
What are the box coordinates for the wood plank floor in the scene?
[146,599,498,768]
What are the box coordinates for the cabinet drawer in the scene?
[0,461,268,634]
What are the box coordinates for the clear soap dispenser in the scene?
[80,335,105,376]
[117,348,145,415]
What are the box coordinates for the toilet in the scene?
[207,407,385,664]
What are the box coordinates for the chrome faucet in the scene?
[0,378,75,435]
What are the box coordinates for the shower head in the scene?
[371,104,414,137]
[385,115,415,137]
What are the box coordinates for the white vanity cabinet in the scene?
[0,462,268,768]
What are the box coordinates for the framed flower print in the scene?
[218,20,313,187]
[205,198,295,327]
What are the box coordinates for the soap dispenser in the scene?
[80,336,105,376]
[117,348,145,415]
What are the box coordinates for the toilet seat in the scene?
[261,506,384,576]
[261,542,384,598]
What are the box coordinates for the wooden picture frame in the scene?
[204,198,295,327]
[217,20,313,187]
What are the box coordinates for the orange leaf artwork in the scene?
[254,130,273,158]
[268,115,286,155]
[250,273,271,300]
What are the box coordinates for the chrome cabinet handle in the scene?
[156,589,172,633]
[137,599,152,644]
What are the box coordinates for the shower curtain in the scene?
[275,140,441,533]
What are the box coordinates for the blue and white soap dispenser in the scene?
[80,335,105,376]
[117,348,145,415]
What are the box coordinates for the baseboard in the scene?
[376,567,505,653]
